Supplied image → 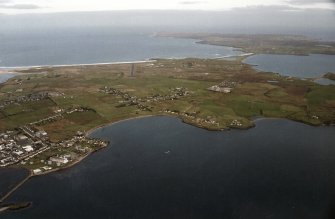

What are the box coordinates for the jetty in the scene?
[0,172,32,203]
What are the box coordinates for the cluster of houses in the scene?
[1,126,108,176]
[0,129,49,167]
[29,107,90,126]
[0,92,50,109]
[0,88,109,175]
[230,119,243,127]
[207,81,238,93]
[143,87,190,102]
[31,132,107,175]
[163,109,220,127]
[100,86,190,111]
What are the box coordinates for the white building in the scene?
[36,131,48,138]
[13,150,24,156]
[33,169,42,175]
[50,157,69,165]
[23,145,34,152]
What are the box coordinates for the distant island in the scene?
[156,33,335,55]
[323,72,335,81]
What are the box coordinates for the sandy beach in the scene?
[0,60,156,72]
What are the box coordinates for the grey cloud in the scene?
[0,0,11,3]
[233,5,303,12]
[0,9,334,40]
[0,3,40,9]
[179,1,207,5]
[286,0,335,4]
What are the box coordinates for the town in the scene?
[100,86,190,111]
[0,91,108,175]
[0,126,107,175]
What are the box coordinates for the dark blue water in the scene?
[2,116,335,219]
[0,28,242,68]
[0,168,29,199]
[244,54,335,85]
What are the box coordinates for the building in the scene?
[207,85,232,93]
[22,145,34,152]
[16,134,29,144]
[50,156,69,166]
[36,131,48,138]
[13,150,24,156]
[33,169,42,175]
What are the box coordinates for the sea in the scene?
[2,116,335,219]
[0,28,243,68]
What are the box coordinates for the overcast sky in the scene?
[0,0,334,14]
[0,0,334,40]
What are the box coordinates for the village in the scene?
[0,91,108,175]
[0,126,107,175]
[100,86,190,111]
[100,85,246,129]
[0,92,50,109]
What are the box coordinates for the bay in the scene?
[2,116,335,219]
[244,54,335,85]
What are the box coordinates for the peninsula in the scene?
[0,49,334,177]
[323,72,335,81]
[156,33,335,55]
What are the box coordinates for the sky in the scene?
[0,0,334,40]
[0,0,334,14]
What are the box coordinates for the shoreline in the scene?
[85,115,155,137]
[0,60,156,71]
[34,143,108,177]
[0,53,252,73]
[87,114,335,138]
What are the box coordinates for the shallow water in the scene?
[0,74,15,84]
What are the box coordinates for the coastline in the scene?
[0,72,17,85]
[86,114,334,139]
[0,60,156,72]
[35,143,108,177]
[85,115,155,137]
